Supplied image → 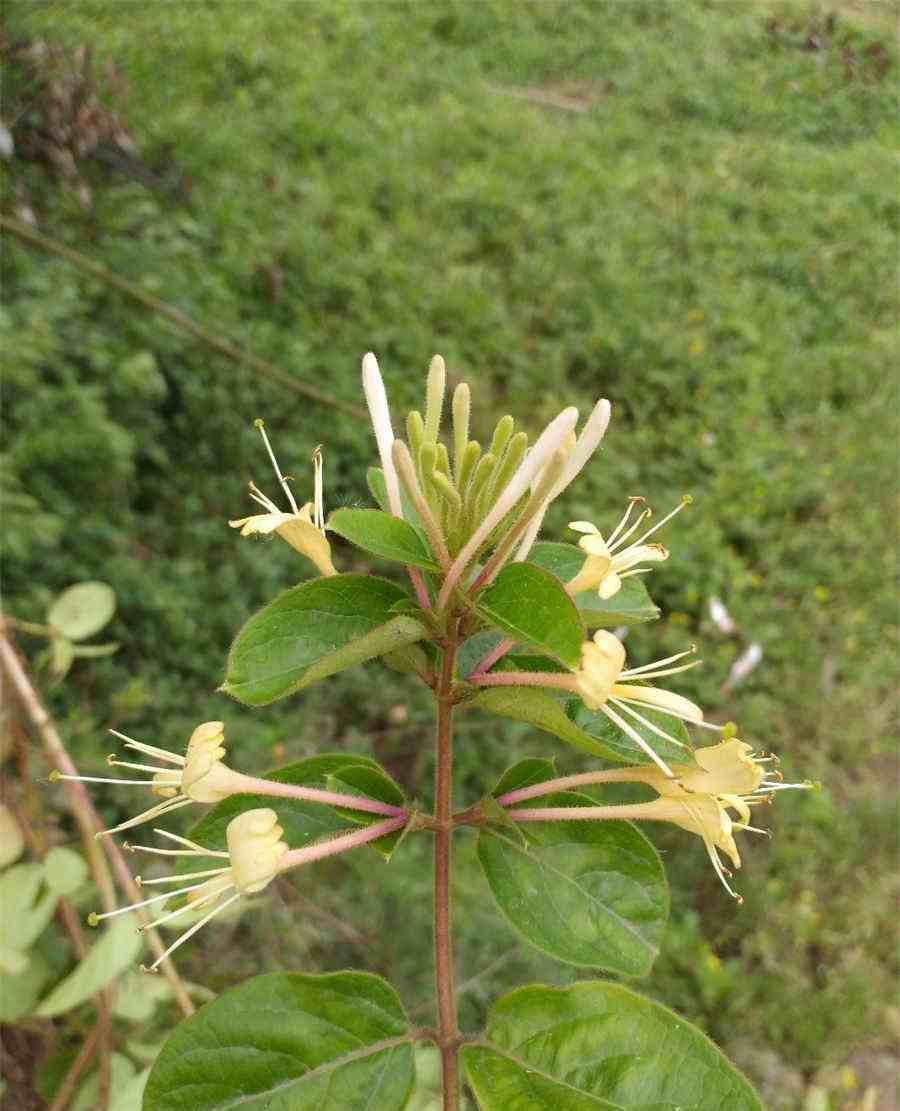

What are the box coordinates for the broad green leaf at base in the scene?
[143,971,415,1111]
[477,791,667,977]
[463,980,763,1111]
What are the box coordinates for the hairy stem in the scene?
[435,627,459,1110]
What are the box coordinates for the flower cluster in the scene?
[497,738,807,902]
[62,350,807,972]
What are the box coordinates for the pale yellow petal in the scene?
[613,682,704,722]
[596,570,622,599]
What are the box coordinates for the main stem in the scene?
[434,628,459,1110]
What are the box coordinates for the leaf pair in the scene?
[142,971,762,1111]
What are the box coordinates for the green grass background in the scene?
[2,1,898,1106]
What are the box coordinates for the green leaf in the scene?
[325,764,407,858]
[47,581,116,641]
[112,971,171,1022]
[327,507,440,571]
[575,578,661,628]
[527,541,584,581]
[471,687,693,767]
[143,971,416,1111]
[463,981,763,1110]
[367,466,423,530]
[222,575,428,705]
[50,636,75,679]
[492,758,557,799]
[36,917,142,1016]
[476,563,584,668]
[72,1054,136,1111]
[71,641,120,658]
[471,688,625,763]
[186,754,384,857]
[0,863,57,951]
[477,792,667,976]
[108,1066,151,1111]
[44,847,88,896]
[568,701,693,767]
[0,950,52,1021]
[528,544,660,627]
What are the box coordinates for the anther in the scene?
[87,912,100,927]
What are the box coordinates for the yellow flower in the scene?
[567,496,690,599]
[88,808,288,973]
[54,721,248,837]
[627,739,806,901]
[573,629,712,777]
[229,422,336,577]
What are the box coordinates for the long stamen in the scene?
[107,758,181,775]
[138,882,233,932]
[608,697,690,749]
[96,797,193,838]
[87,879,212,925]
[143,891,242,973]
[136,867,231,886]
[600,702,674,777]
[53,774,180,787]
[110,731,186,766]
[605,497,645,547]
[153,828,227,854]
[247,482,281,514]
[706,842,742,902]
[613,496,690,553]
[621,645,697,676]
[254,419,300,514]
[619,660,702,681]
[606,507,652,553]
[124,842,229,859]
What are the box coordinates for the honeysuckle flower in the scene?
[500,740,810,902]
[631,739,810,902]
[229,420,336,577]
[574,630,713,777]
[88,808,288,972]
[88,808,407,972]
[566,495,690,599]
[52,721,249,837]
[52,722,409,838]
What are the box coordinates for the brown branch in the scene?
[46,1022,101,1111]
[0,214,367,420]
[0,625,195,1017]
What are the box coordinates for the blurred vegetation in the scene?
[2,0,898,1107]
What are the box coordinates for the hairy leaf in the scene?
[478,791,667,976]
[528,544,660,626]
[327,507,440,571]
[476,563,584,668]
[222,575,428,705]
[463,981,763,1110]
[36,917,142,1017]
[143,971,415,1111]
[471,687,693,767]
